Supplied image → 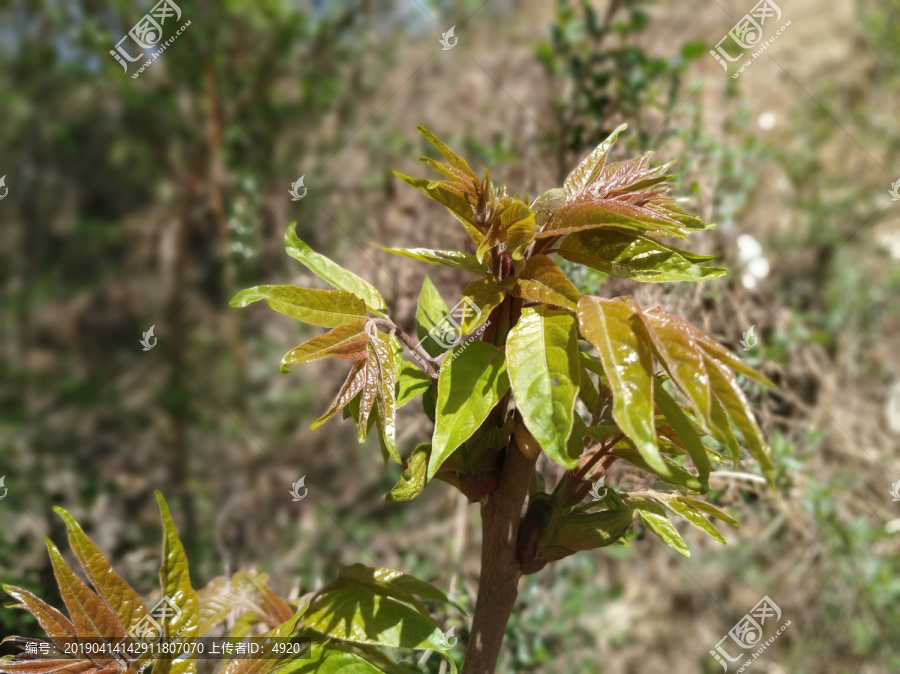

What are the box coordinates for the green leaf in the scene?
[303,576,455,671]
[695,332,775,386]
[418,126,476,179]
[653,384,710,490]
[387,444,429,502]
[377,246,487,275]
[537,201,691,240]
[578,364,602,414]
[553,509,637,553]
[563,123,629,197]
[576,297,664,473]
[638,308,719,445]
[532,188,568,230]
[640,307,768,474]
[628,499,690,556]
[396,361,432,409]
[218,607,307,674]
[460,278,509,334]
[704,354,775,485]
[510,254,581,311]
[676,496,740,527]
[285,223,387,314]
[312,360,368,429]
[507,307,581,468]
[613,444,706,494]
[430,341,510,479]
[393,172,482,244]
[358,349,379,445]
[580,352,605,376]
[155,492,199,642]
[341,565,463,613]
[274,643,401,674]
[229,286,367,327]
[653,494,738,545]
[556,229,726,283]
[485,198,535,262]
[53,507,150,636]
[416,277,451,359]
[369,329,400,464]
[565,413,587,465]
[280,322,368,373]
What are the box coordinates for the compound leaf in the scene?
[281,322,368,373]
[285,223,387,315]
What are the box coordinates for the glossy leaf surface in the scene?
[230,286,367,327]
[285,223,387,314]
[507,307,580,468]
[430,342,509,479]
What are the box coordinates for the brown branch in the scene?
[461,438,537,674]
[558,433,624,505]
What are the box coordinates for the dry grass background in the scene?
[1,0,899,672]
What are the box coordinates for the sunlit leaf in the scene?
[357,351,379,445]
[460,278,509,334]
[218,607,306,674]
[341,565,462,613]
[416,277,450,359]
[430,342,510,479]
[676,496,739,527]
[155,492,199,642]
[537,201,691,240]
[285,223,387,314]
[396,361,432,409]
[640,307,771,478]
[386,444,429,502]
[628,499,690,556]
[369,329,400,464]
[531,188,568,230]
[576,297,664,473]
[393,172,482,244]
[377,246,487,275]
[312,360,368,429]
[303,568,457,672]
[1,585,76,646]
[45,540,125,641]
[272,643,397,674]
[704,354,775,485]
[229,286,367,327]
[510,255,581,311]
[280,322,368,373]
[53,507,149,636]
[556,229,726,282]
[650,493,738,545]
[507,307,580,468]
[563,123,629,197]
[646,306,773,386]
[653,384,710,489]
[417,126,476,179]
[612,443,706,493]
